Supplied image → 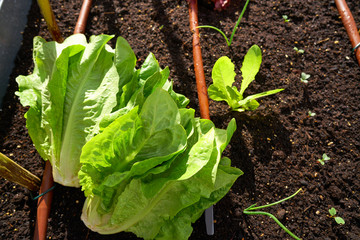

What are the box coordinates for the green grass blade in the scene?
[197,25,230,46]
[243,210,301,240]
[228,0,250,46]
[247,188,301,211]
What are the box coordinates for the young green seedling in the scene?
[300,72,310,83]
[308,111,316,117]
[329,207,345,225]
[197,0,250,47]
[282,15,290,22]
[293,47,304,54]
[208,45,284,112]
[318,153,330,165]
[243,188,302,240]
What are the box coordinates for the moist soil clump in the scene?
[1,0,359,239]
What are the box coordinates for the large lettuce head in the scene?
[16,34,188,187]
[79,89,242,239]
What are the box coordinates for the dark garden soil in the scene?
[1,0,359,239]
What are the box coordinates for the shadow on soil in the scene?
[151,1,198,107]
[228,112,292,197]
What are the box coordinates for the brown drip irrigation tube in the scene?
[33,1,92,240]
[188,0,210,120]
[188,0,214,235]
[335,0,360,66]
[74,0,93,34]
[33,161,54,240]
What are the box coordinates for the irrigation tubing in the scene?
[33,1,92,240]
[188,0,213,235]
[335,0,360,66]
[74,0,93,34]
[188,0,210,120]
[33,161,54,240]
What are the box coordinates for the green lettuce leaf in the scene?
[79,89,187,210]
[16,34,121,186]
[239,44,262,95]
[208,56,240,108]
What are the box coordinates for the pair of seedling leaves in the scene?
[208,45,284,112]
[329,207,345,225]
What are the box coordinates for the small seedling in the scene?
[329,207,345,225]
[208,45,284,112]
[197,0,250,46]
[282,15,290,22]
[244,188,302,240]
[318,153,330,165]
[300,72,310,83]
[293,47,304,54]
[308,111,316,117]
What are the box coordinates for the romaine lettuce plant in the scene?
[16,34,241,238]
[208,45,284,112]
[16,34,188,187]
[79,88,242,239]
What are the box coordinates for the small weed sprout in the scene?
[293,47,304,54]
[318,153,330,165]
[300,72,310,83]
[244,188,302,240]
[308,111,316,117]
[197,0,250,46]
[282,15,290,22]
[329,207,345,225]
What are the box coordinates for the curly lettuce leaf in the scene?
[79,89,187,210]
[99,52,189,131]
[208,56,241,109]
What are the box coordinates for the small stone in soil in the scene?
[300,179,309,186]
[277,209,286,220]
[234,208,242,217]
